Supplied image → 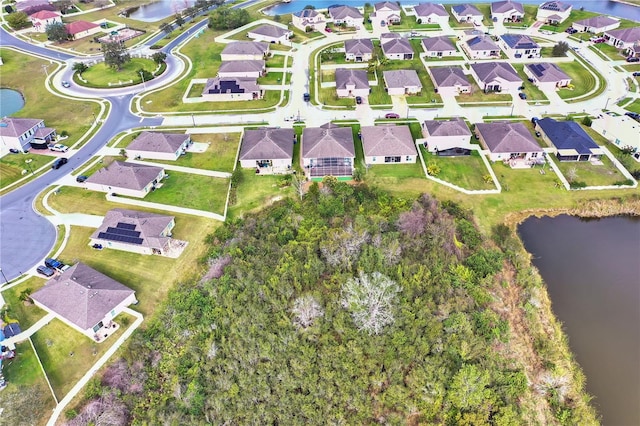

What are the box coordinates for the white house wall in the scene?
[424,134,473,152]
[337,87,370,97]
[365,154,417,164]
[202,92,257,102]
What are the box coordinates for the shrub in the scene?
[426,162,441,176]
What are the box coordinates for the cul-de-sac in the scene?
[0,0,639,424]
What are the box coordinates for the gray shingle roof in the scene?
[382,37,414,54]
[249,24,290,38]
[86,161,163,190]
[383,70,422,89]
[127,131,189,154]
[604,27,640,43]
[219,60,265,74]
[475,122,542,153]
[452,4,482,16]
[335,68,370,90]
[328,5,363,20]
[414,3,448,17]
[574,15,618,28]
[430,66,471,88]
[0,117,43,137]
[525,62,570,82]
[344,38,374,55]
[302,126,355,159]
[421,36,455,52]
[91,208,174,250]
[539,1,571,12]
[221,41,268,56]
[240,128,294,161]
[466,35,500,51]
[361,125,417,157]
[491,0,524,14]
[375,1,400,11]
[423,117,471,137]
[31,263,135,331]
[471,62,521,83]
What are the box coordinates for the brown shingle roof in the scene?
[91,208,174,250]
[240,128,294,161]
[86,161,163,190]
[127,131,189,154]
[31,263,135,331]
[335,69,370,90]
[302,126,355,159]
[475,122,542,153]
[221,41,268,56]
[383,70,422,89]
[361,125,417,157]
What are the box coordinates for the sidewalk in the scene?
[3,312,56,349]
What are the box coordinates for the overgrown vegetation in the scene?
[78,182,597,425]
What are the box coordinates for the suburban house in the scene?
[335,68,370,98]
[30,263,137,340]
[239,127,295,173]
[201,77,263,102]
[429,66,472,96]
[591,114,640,155]
[220,41,269,61]
[381,34,414,60]
[302,123,355,178]
[0,117,56,152]
[536,1,572,24]
[572,16,620,34]
[535,118,603,162]
[17,0,54,15]
[328,5,365,27]
[524,62,571,91]
[247,24,292,44]
[470,62,521,93]
[451,4,483,24]
[463,35,501,59]
[413,3,449,25]
[85,161,165,198]
[292,8,327,32]
[28,9,61,32]
[422,117,473,155]
[499,34,541,59]
[218,60,266,79]
[383,70,422,95]
[126,131,191,161]
[604,27,640,49]
[90,209,176,256]
[626,43,640,58]
[344,38,374,62]
[65,20,100,40]
[422,36,457,57]
[490,1,524,22]
[361,125,417,165]
[475,121,543,163]
[373,1,401,24]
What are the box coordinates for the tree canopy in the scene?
[45,21,69,42]
[207,7,251,30]
[102,42,130,70]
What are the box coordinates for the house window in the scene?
[384,156,401,163]
[93,321,104,333]
[111,309,116,317]
[531,152,538,158]
[406,156,411,162]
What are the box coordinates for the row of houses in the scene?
[27,9,102,39]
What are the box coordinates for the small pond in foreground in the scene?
[518,215,640,426]
[0,88,25,117]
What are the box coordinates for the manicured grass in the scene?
[391,12,440,31]
[321,69,337,82]
[127,171,229,213]
[554,156,627,187]
[512,64,548,101]
[187,83,206,98]
[144,132,240,173]
[80,58,158,87]
[0,49,98,154]
[258,71,286,85]
[319,87,356,107]
[503,5,537,28]
[368,80,393,105]
[266,54,287,67]
[622,99,640,113]
[31,316,129,399]
[1,277,47,330]
[622,64,640,72]
[0,152,55,190]
[557,59,597,100]
[78,155,124,178]
[423,149,495,190]
[374,52,442,103]
[457,82,513,103]
[228,168,294,218]
[365,160,424,180]
[3,341,47,387]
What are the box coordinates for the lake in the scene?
[128,0,196,22]
[518,214,640,426]
[0,89,25,117]
[265,0,640,20]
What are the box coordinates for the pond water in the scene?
[0,89,25,117]
[128,0,196,22]
[265,0,640,20]
[518,214,640,426]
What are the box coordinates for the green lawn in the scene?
[365,161,425,182]
[31,316,129,399]
[391,11,440,31]
[319,87,356,108]
[512,64,548,101]
[622,99,640,113]
[188,83,206,98]
[78,155,124,178]
[374,52,442,104]
[258,71,286,85]
[1,277,47,329]
[80,58,158,87]
[368,81,393,105]
[622,64,640,72]
[423,149,495,191]
[557,59,598,100]
[266,54,287,67]
[127,171,229,213]
[143,132,240,173]
[227,168,294,218]
[590,43,627,61]
[0,152,55,191]
[554,156,627,187]
[457,82,513,103]
[503,5,537,28]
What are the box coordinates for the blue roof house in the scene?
[499,34,541,59]
[536,118,603,162]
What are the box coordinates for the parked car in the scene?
[92,243,104,250]
[625,112,640,121]
[626,57,640,63]
[518,92,527,100]
[8,148,20,154]
[565,27,578,34]
[303,93,310,102]
[380,20,386,27]
[590,37,605,43]
[325,27,332,32]
[48,143,68,152]
[61,81,71,88]
[76,175,88,183]
[385,113,400,119]
[44,258,69,271]
[531,117,539,125]
[51,157,68,169]
[355,96,362,105]
[36,265,55,277]
[633,72,640,77]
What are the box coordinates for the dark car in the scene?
[51,157,68,169]
[9,148,20,154]
[531,117,539,125]
[36,265,55,277]
[633,72,640,77]
[355,96,362,104]
[61,81,71,88]
[76,175,88,183]
[385,113,400,119]
[519,92,527,100]
[303,93,310,102]
[535,131,542,137]
[44,258,63,269]
[626,57,640,63]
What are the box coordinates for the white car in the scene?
[49,143,69,152]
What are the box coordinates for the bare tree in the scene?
[341,271,401,335]
[566,166,578,183]
[292,295,324,328]
[291,172,306,200]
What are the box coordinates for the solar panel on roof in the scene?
[98,232,144,245]
[106,227,141,238]
[116,222,136,230]
[529,64,546,77]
